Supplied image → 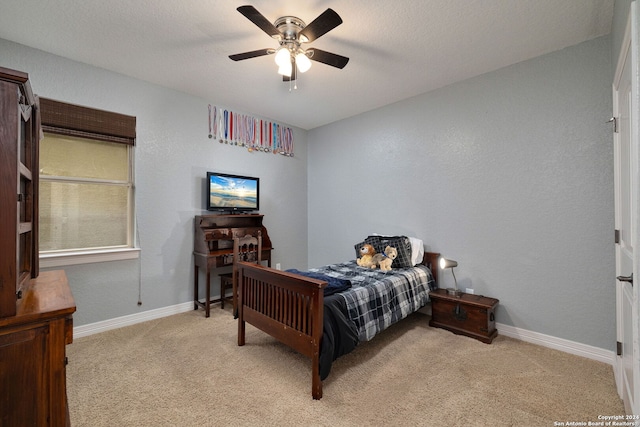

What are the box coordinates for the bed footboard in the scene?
[236,261,327,399]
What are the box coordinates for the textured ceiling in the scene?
[0,0,614,130]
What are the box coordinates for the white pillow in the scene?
[408,237,424,266]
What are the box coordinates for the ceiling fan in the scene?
[229,5,349,81]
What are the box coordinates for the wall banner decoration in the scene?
[208,104,294,157]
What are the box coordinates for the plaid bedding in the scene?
[307,261,436,342]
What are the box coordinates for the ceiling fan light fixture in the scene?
[277,61,292,77]
[274,47,291,67]
[295,51,312,73]
[231,6,349,82]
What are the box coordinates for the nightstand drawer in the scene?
[429,289,498,344]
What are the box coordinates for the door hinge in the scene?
[617,341,623,356]
[615,229,620,244]
[608,117,619,133]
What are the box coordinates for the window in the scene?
[38,98,138,266]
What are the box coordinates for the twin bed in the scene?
[235,235,439,399]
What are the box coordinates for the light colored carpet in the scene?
[67,308,624,426]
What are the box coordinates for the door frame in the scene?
[613,3,640,415]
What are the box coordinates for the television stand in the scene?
[224,211,258,215]
[193,214,272,317]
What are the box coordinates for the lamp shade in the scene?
[295,51,312,73]
[440,257,460,295]
[439,257,458,269]
[274,47,291,67]
[277,61,292,77]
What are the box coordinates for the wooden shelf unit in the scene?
[0,67,76,426]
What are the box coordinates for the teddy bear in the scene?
[356,243,376,268]
[370,246,398,272]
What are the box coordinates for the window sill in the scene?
[39,248,140,268]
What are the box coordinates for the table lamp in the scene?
[439,257,461,296]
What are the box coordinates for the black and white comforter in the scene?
[298,261,436,380]
[309,260,436,341]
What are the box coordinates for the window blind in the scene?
[39,97,136,145]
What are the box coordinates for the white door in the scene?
[614,3,639,415]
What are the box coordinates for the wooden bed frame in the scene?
[236,251,440,399]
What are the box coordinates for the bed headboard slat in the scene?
[422,252,440,285]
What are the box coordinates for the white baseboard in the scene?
[72,304,616,368]
[496,322,616,366]
[73,302,194,339]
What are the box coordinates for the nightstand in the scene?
[429,288,499,344]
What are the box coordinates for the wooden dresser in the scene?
[0,67,76,426]
[193,214,273,317]
[0,270,75,427]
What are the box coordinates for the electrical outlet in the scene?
[275,263,281,270]
[466,288,474,295]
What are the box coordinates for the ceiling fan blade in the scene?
[308,48,349,69]
[229,49,274,61]
[298,8,343,43]
[237,5,280,38]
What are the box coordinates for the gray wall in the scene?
[612,0,632,77]
[307,35,615,351]
[0,38,309,326]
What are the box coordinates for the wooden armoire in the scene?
[0,67,76,426]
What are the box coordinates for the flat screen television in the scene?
[206,172,259,212]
